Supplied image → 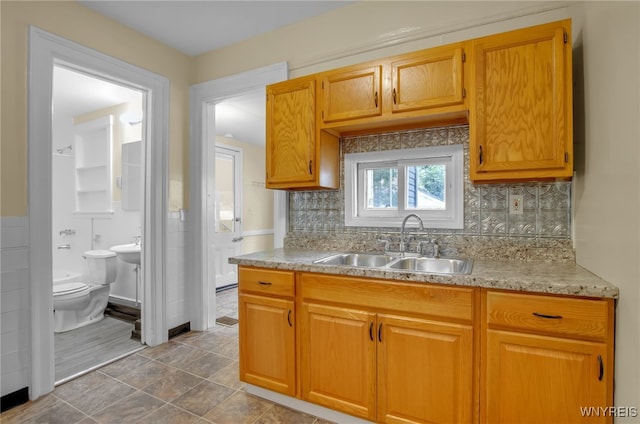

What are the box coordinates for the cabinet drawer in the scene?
[300,273,474,322]
[485,291,610,341]
[239,267,295,297]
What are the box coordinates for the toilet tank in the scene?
[83,250,117,284]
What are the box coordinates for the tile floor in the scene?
[1,287,332,424]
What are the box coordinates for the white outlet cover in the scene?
[509,194,524,215]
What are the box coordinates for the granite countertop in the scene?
[229,248,619,299]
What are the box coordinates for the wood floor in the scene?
[55,316,143,383]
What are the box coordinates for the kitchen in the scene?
[1,1,638,423]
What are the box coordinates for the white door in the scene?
[211,145,243,289]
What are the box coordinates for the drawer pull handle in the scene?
[374,91,378,108]
[369,322,374,341]
[598,355,604,381]
[287,310,293,327]
[392,88,397,104]
[257,281,272,286]
[378,323,383,343]
[532,312,563,319]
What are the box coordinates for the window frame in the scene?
[344,145,464,228]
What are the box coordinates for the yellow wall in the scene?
[192,1,567,83]
[1,0,192,216]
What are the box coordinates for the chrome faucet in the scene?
[400,214,424,255]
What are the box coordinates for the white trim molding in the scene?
[28,26,169,399]
[242,229,275,237]
[189,62,288,331]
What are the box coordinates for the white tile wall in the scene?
[1,216,30,397]
[166,211,189,329]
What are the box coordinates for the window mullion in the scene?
[397,163,407,215]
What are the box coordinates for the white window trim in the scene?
[345,145,464,229]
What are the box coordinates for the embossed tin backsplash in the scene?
[287,125,573,259]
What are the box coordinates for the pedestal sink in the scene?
[110,243,141,265]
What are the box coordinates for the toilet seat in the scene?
[54,282,89,297]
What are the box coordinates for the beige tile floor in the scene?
[1,288,333,424]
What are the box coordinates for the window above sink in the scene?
[344,145,464,229]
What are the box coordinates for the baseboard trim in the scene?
[168,322,190,339]
[1,387,29,413]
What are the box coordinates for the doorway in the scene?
[189,62,288,331]
[51,65,146,384]
[28,27,169,398]
[212,145,243,290]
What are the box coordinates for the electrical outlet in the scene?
[509,194,524,215]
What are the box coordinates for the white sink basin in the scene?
[110,243,141,265]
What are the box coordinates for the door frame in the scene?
[28,27,170,398]
[189,63,288,330]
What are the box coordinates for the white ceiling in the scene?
[78,1,354,56]
[55,1,354,146]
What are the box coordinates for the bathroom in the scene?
[51,65,146,383]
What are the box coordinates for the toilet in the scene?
[53,250,117,333]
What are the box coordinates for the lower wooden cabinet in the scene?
[300,302,377,420]
[298,273,476,423]
[237,266,615,424]
[238,267,296,396]
[377,314,474,424]
[482,290,614,424]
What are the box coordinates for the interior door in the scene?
[211,145,243,289]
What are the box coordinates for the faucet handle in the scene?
[377,238,390,254]
[133,235,141,245]
[432,239,440,258]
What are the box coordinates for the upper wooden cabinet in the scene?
[319,42,468,133]
[469,19,573,182]
[321,65,382,123]
[266,20,575,189]
[265,76,339,190]
[390,45,465,114]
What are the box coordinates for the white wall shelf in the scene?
[73,116,113,214]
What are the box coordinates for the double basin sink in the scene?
[313,252,473,275]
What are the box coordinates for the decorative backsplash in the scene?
[286,125,574,260]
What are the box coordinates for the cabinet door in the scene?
[300,302,377,421]
[485,329,609,424]
[239,293,295,396]
[266,76,316,187]
[391,45,465,114]
[321,65,382,123]
[377,314,474,424]
[470,20,572,181]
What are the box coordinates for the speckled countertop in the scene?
[229,248,619,299]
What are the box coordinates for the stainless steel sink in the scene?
[313,253,398,267]
[313,252,473,275]
[386,257,473,275]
